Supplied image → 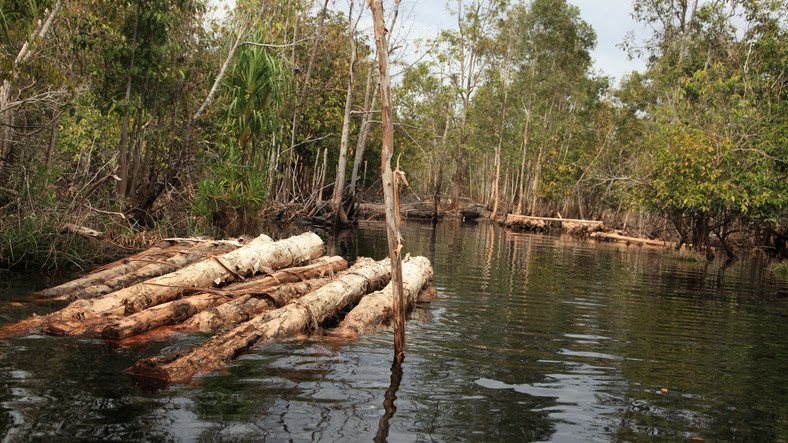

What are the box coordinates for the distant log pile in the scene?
[505,214,603,234]
[1,232,435,387]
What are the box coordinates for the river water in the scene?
[0,221,786,441]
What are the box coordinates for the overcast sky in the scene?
[209,0,651,85]
[394,0,650,85]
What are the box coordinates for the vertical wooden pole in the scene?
[368,0,405,362]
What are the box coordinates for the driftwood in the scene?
[590,231,673,248]
[56,240,245,301]
[505,214,604,234]
[102,256,348,339]
[128,257,392,385]
[58,223,104,239]
[335,256,432,335]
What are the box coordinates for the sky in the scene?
[209,0,651,85]
[393,0,650,85]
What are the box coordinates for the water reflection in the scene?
[0,221,785,441]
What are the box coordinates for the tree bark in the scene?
[128,257,391,385]
[35,240,202,299]
[282,0,330,202]
[330,0,358,226]
[369,0,406,363]
[335,256,432,335]
[178,275,334,333]
[41,232,323,336]
[63,240,245,301]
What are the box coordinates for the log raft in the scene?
[2,231,437,388]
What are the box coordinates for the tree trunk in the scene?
[0,1,64,179]
[369,0,406,363]
[39,232,323,336]
[490,83,509,220]
[128,257,391,385]
[117,3,141,198]
[349,66,378,200]
[282,0,330,202]
[179,275,334,333]
[103,256,347,339]
[335,256,432,335]
[331,0,358,226]
[35,240,204,299]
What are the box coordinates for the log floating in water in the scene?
[505,214,603,229]
[59,240,244,302]
[103,256,348,339]
[589,231,673,248]
[35,240,191,298]
[128,257,392,385]
[335,256,433,335]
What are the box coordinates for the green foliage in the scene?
[193,144,269,236]
[663,249,707,263]
[223,34,289,161]
[767,260,788,280]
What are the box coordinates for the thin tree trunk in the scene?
[369,0,406,363]
[117,3,141,198]
[283,0,330,202]
[491,53,511,220]
[0,1,63,164]
[331,0,358,226]
[349,67,379,200]
[529,145,542,216]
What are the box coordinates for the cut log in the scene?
[59,240,245,301]
[590,231,672,248]
[335,256,432,335]
[128,257,391,385]
[505,214,603,226]
[41,232,324,336]
[177,276,334,333]
[35,240,192,298]
[103,256,347,339]
[180,256,348,332]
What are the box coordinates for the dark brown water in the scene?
[0,221,786,441]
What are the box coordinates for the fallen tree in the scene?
[335,256,432,335]
[128,257,392,385]
[103,256,348,339]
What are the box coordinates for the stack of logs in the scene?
[1,232,434,386]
